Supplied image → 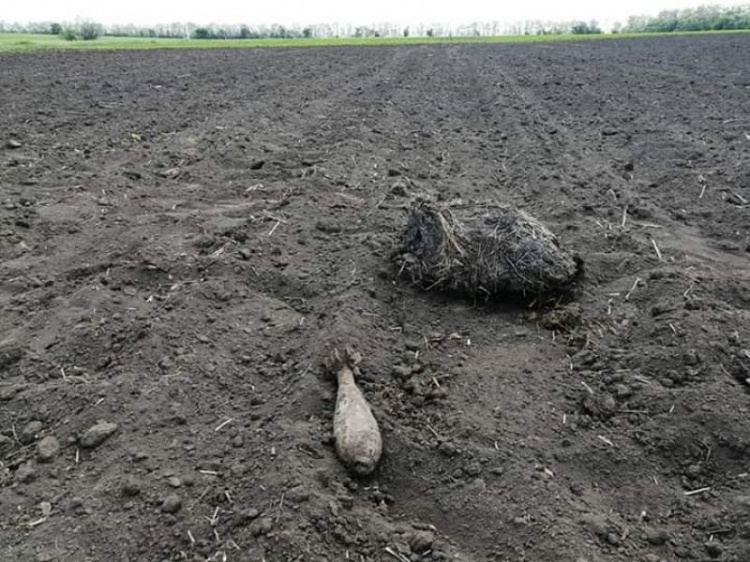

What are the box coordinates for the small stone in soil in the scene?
[315,220,343,234]
[582,393,616,418]
[250,517,274,536]
[391,365,412,380]
[614,384,632,398]
[286,485,311,503]
[161,494,182,513]
[20,420,44,444]
[404,339,421,351]
[242,508,260,521]
[158,356,174,370]
[15,462,37,483]
[37,436,60,462]
[167,476,182,488]
[391,181,409,196]
[463,463,482,476]
[705,541,723,558]
[437,441,457,457]
[158,167,178,178]
[122,477,142,497]
[403,378,421,395]
[571,349,596,367]
[409,530,435,554]
[606,532,620,546]
[646,528,670,545]
[80,421,119,448]
[133,450,150,462]
[579,513,609,537]
[467,478,486,493]
[6,139,22,149]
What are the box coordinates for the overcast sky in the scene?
[4,0,749,27]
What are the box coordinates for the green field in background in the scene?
[1,29,749,54]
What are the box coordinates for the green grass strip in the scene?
[1,29,749,54]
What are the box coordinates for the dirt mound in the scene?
[397,201,581,298]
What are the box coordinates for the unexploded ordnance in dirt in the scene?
[327,349,382,476]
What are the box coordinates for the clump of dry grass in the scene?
[396,201,581,298]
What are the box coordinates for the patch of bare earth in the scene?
[1,35,749,562]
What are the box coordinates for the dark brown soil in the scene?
[1,34,750,562]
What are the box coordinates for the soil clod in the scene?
[409,530,435,554]
[396,201,581,298]
[705,541,723,558]
[80,421,119,449]
[250,517,274,536]
[15,462,37,484]
[19,420,43,444]
[36,436,60,463]
[161,494,182,514]
[645,528,670,546]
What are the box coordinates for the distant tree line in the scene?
[6,6,750,41]
[0,18,603,40]
[622,4,750,33]
[0,19,103,40]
